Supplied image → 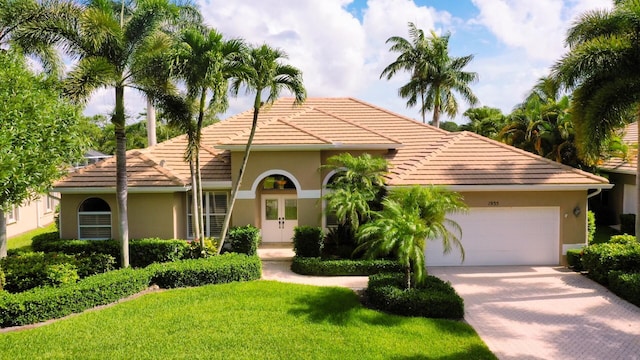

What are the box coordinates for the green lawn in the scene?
[0,281,495,360]
[7,223,56,251]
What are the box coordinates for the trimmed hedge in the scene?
[149,254,262,288]
[32,232,190,268]
[0,254,262,328]
[293,226,324,258]
[609,234,638,245]
[366,272,464,319]
[582,242,640,284]
[1,252,79,293]
[566,248,584,271]
[228,225,261,255]
[0,268,151,327]
[291,256,403,276]
[608,271,640,307]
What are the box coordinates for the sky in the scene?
[83,0,613,125]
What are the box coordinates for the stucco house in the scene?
[53,98,611,266]
[596,122,638,226]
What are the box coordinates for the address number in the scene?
[488,201,499,206]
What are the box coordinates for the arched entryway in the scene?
[259,173,298,242]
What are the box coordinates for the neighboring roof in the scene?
[600,122,637,175]
[54,97,609,191]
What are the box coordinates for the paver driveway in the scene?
[429,266,640,360]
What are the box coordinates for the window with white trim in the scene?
[6,206,19,224]
[187,191,228,239]
[78,198,111,239]
[45,195,55,213]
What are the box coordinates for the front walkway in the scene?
[258,245,640,360]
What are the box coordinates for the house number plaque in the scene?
[488,201,499,206]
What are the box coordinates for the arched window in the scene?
[78,197,111,239]
[262,174,296,190]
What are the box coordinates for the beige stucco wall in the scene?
[59,193,184,240]
[5,195,58,238]
[231,151,322,191]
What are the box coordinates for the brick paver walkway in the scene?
[429,266,640,360]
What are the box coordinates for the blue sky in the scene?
[84,0,612,124]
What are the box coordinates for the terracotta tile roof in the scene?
[600,122,637,174]
[55,97,609,190]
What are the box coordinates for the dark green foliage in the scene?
[128,238,190,268]
[228,225,261,255]
[608,271,640,307]
[291,256,403,276]
[0,264,4,291]
[75,253,116,278]
[293,226,324,258]
[566,248,584,271]
[587,211,596,244]
[619,214,636,235]
[186,238,218,259]
[1,252,79,293]
[148,254,262,288]
[0,268,151,327]
[32,233,191,268]
[582,242,640,284]
[366,272,464,319]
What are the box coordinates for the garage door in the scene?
[425,207,560,266]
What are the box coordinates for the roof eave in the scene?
[52,186,192,194]
[215,143,403,151]
[599,167,637,176]
[387,184,614,192]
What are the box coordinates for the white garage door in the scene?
[426,207,560,266]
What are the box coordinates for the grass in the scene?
[0,281,496,360]
[7,223,56,251]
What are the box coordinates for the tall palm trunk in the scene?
[196,88,207,246]
[217,96,262,254]
[0,210,6,258]
[146,98,157,146]
[405,265,411,290]
[189,158,201,242]
[114,85,129,268]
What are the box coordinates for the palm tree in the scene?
[356,186,467,289]
[381,23,479,127]
[460,106,507,139]
[322,153,388,234]
[216,44,306,253]
[34,0,191,267]
[151,26,246,246]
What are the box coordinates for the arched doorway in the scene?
[260,174,298,242]
[78,197,111,239]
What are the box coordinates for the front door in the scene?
[261,195,298,242]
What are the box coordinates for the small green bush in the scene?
[228,225,261,255]
[148,253,262,288]
[566,248,584,271]
[32,234,120,259]
[291,257,403,276]
[0,268,151,327]
[582,242,640,284]
[0,265,4,291]
[609,234,638,245]
[293,226,324,258]
[129,238,190,268]
[186,238,219,259]
[1,252,79,293]
[366,272,464,319]
[587,211,596,244]
[619,214,636,235]
[608,271,640,307]
[75,253,116,278]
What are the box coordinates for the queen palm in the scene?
[35,0,189,267]
[552,0,640,233]
[381,23,479,127]
[356,186,467,289]
[216,44,306,253]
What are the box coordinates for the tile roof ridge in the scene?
[277,116,333,144]
[459,131,609,183]
[346,97,451,134]
[130,150,187,186]
[312,107,403,144]
[394,132,466,181]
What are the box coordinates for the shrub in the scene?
[0,265,4,291]
[608,271,640,307]
[148,253,262,288]
[366,272,464,319]
[1,252,79,293]
[566,248,584,271]
[129,238,190,268]
[75,253,116,278]
[186,238,219,259]
[228,225,261,255]
[609,234,638,245]
[32,234,120,259]
[293,226,324,258]
[291,257,403,276]
[0,268,151,327]
[619,213,636,235]
[582,242,640,284]
[587,210,596,244]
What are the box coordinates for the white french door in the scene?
[261,194,298,242]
